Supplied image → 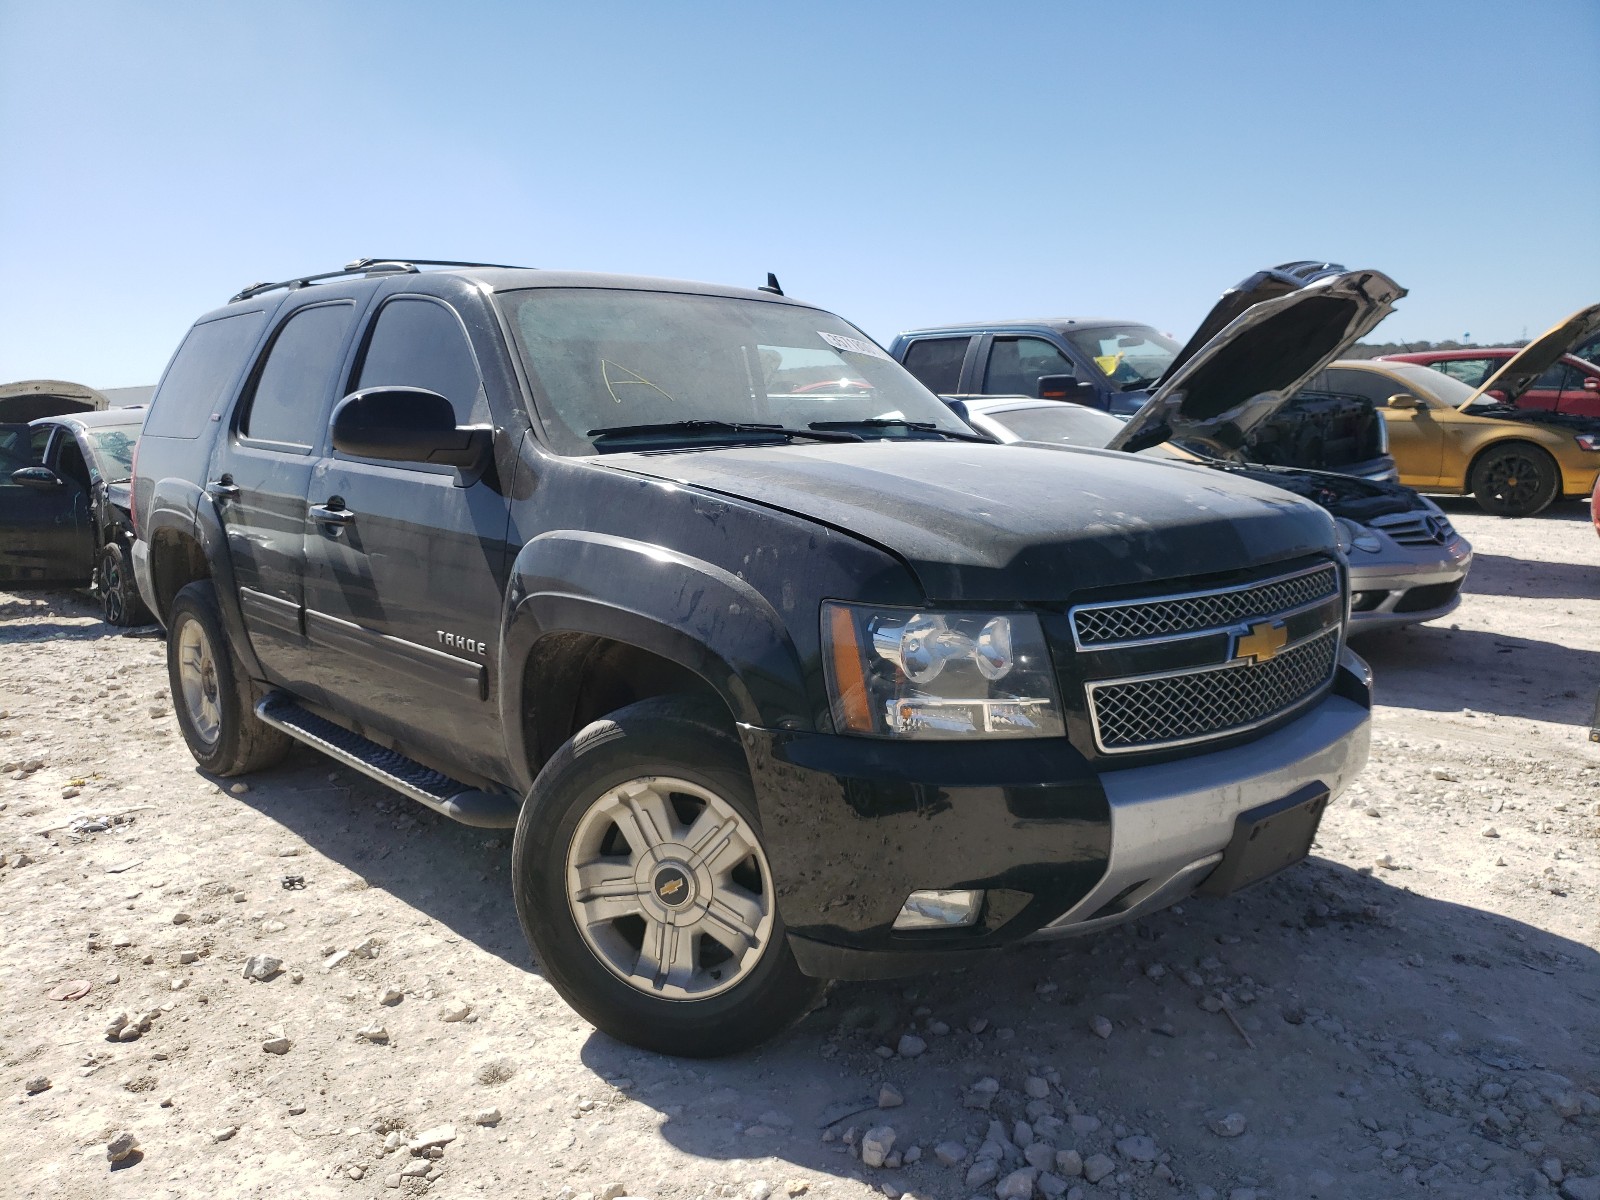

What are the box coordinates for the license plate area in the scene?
[1198,783,1328,897]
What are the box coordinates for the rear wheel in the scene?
[166,581,291,776]
[97,543,150,627]
[1469,442,1559,517]
[511,696,821,1056]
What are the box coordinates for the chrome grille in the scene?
[1088,628,1340,753]
[1369,511,1454,546]
[1071,564,1339,648]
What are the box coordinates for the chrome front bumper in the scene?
[1030,670,1370,939]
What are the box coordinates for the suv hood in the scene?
[600,441,1337,602]
[1107,265,1406,456]
[1466,301,1600,410]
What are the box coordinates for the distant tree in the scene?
[1346,338,1526,359]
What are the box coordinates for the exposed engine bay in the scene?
[1244,390,1385,472]
[1210,461,1422,522]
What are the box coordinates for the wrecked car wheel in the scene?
[166,581,291,776]
[97,543,150,627]
[1470,442,1559,517]
[511,696,820,1057]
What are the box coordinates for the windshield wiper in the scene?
[587,420,861,449]
[807,418,995,443]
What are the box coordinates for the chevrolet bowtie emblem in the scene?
[658,878,685,898]
[1233,619,1288,664]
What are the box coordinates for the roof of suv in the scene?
[214,261,812,320]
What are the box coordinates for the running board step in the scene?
[255,692,520,829]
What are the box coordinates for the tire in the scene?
[165,581,292,776]
[1469,442,1560,517]
[98,543,151,627]
[511,695,821,1057]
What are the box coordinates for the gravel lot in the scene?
[1,498,1596,1200]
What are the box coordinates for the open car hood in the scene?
[1465,302,1600,410]
[1107,264,1406,456]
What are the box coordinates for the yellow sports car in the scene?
[1307,303,1600,516]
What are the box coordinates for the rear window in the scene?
[989,404,1124,447]
[899,337,969,394]
[143,311,267,439]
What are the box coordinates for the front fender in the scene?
[499,530,811,789]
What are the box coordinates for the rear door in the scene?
[298,289,513,779]
[209,290,366,693]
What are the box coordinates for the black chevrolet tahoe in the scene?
[132,258,1376,1056]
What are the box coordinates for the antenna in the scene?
[758,273,784,296]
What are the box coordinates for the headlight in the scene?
[1575,433,1600,452]
[1334,518,1381,554]
[822,603,1065,739]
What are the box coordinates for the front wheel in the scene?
[511,696,821,1056]
[98,543,151,627]
[1470,442,1559,517]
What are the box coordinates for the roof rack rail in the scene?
[229,258,532,304]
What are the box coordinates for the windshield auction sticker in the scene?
[818,331,891,360]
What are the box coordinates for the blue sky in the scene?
[1,0,1595,388]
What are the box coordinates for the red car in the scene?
[1381,348,1600,418]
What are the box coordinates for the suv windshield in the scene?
[498,289,973,455]
[1063,324,1179,391]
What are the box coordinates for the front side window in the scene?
[1062,324,1178,391]
[354,298,486,424]
[900,337,969,394]
[983,337,1076,396]
[498,289,971,455]
[241,303,357,447]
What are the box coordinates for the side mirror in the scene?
[330,387,492,470]
[1385,393,1421,410]
[11,466,63,490]
[1583,377,1599,393]
[1037,374,1092,402]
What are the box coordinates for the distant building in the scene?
[101,385,155,408]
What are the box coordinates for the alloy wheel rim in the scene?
[103,559,124,622]
[1486,454,1539,505]
[565,775,775,1001]
[176,618,222,746]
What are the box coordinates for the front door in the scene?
[299,294,512,781]
[0,425,94,583]
[210,295,363,693]
[1381,401,1447,489]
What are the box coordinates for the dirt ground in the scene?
[2,497,1596,1200]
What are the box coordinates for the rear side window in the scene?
[143,311,267,439]
[354,298,486,424]
[900,337,969,394]
[241,303,357,447]
[1431,358,1495,387]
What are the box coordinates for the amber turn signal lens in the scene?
[826,604,873,733]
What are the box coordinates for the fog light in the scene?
[893,889,984,930]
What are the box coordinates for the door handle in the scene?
[206,478,240,499]
[308,503,355,526]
